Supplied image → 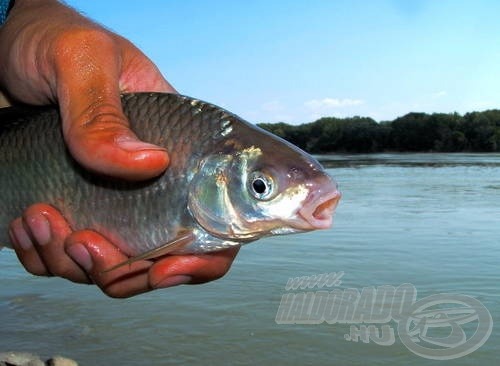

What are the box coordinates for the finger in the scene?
[20,203,91,283]
[149,247,240,289]
[65,230,152,298]
[51,29,169,180]
[118,37,177,94]
[9,217,49,276]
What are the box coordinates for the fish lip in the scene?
[297,188,341,230]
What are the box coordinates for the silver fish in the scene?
[0,93,340,267]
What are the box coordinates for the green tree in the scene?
[258,109,500,153]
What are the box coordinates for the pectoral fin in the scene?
[103,230,195,273]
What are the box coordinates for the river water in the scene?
[1,153,498,365]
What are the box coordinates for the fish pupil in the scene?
[252,178,267,194]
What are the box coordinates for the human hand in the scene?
[0,0,173,179]
[1,0,238,296]
[10,204,239,298]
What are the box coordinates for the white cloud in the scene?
[303,98,365,120]
[251,97,365,124]
[304,98,364,110]
[431,91,447,99]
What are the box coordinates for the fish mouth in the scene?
[297,184,341,230]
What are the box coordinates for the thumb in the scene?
[53,29,169,180]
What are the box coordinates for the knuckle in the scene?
[51,27,116,57]
[83,110,129,132]
[66,104,130,145]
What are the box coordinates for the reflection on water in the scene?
[1,153,499,366]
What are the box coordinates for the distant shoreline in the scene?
[258,110,500,154]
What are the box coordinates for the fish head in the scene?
[188,129,341,242]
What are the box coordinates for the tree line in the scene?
[258,110,500,153]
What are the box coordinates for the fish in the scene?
[0,93,340,268]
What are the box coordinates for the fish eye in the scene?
[248,172,275,200]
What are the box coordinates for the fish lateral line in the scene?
[102,230,195,273]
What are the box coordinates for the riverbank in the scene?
[0,352,78,366]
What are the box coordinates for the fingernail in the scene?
[117,138,166,152]
[26,213,51,246]
[154,275,192,289]
[10,223,33,251]
[67,243,93,271]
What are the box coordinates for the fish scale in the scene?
[0,94,230,254]
[0,93,340,260]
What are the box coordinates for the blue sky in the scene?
[67,0,500,124]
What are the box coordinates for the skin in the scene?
[0,0,238,297]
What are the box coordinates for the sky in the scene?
[67,0,500,125]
